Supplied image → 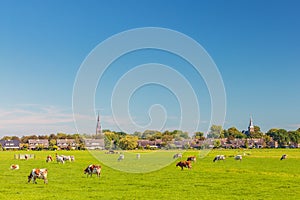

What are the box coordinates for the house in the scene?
[173,139,192,149]
[0,140,20,150]
[56,139,77,150]
[247,138,265,148]
[28,139,49,150]
[84,139,104,150]
[289,142,299,148]
[137,139,162,149]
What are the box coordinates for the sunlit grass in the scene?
[0,149,299,200]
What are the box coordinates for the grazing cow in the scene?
[84,164,101,178]
[28,168,48,184]
[187,156,197,162]
[213,155,226,162]
[62,155,72,162]
[136,153,140,159]
[176,161,192,170]
[173,153,182,159]
[280,154,287,160]
[235,155,242,161]
[10,164,19,170]
[56,154,65,164]
[46,155,53,163]
[118,154,125,161]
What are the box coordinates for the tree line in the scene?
[1,126,300,150]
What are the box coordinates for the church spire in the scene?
[248,115,254,133]
[96,112,102,135]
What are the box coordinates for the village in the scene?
[1,117,299,151]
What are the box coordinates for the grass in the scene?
[0,149,299,200]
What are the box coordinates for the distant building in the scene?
[28,139,49,150]
[243,116,255,136]
[137,139,162,149]
[0,140,20,150]
[56,139,77,150]
[96,112,102,136]
[84,139,104,150]
[248,116,255,133]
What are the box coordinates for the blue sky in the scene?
[0,0,300,136]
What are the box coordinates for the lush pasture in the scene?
[0,149,299,200]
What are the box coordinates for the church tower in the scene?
[248,116,255,133]
[96,112,102,135]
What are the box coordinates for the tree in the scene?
[193,132,205,140]
[104,131,118,149]
[214,140,221,148]
[249,126,263,138]
[132,131,142,138]
[57,133,67,139]
[288,131,300,144]
[266,128,289,147]
[244,139,249,148]
[207,125,223,138]
[162,134,173,143]
[224,127,245,139]
[119,135,138,150]
[1,136,11,140]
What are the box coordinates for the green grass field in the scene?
[0,149,299,200]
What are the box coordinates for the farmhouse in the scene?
[137,139,162,149]
[28,139,49,150]
[84,139,104,150]
[56,139,77,150]
[0,140,20,150]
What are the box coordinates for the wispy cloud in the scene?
[0,104,77,136]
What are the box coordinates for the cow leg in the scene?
[28,174,32,183]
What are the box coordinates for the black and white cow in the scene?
[213,155,226,162]
[173,153,182,159]
[280,154,287,160]
[235,155,242,161]
[56,154,64,164]
[118,154,125,161]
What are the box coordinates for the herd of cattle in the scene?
[9,153,101,184]
[8,152,288,183]
[175,153,288,170]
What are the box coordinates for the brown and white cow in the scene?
[187,156,197,162]
[10,164,19,170]
[84,164,101,178]
[46,155,53,163]
[176,161,192,170]
[28,168,48,184]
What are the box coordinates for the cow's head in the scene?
[34,169,40,175]
[84,167,90,174]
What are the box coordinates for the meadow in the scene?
[0,149,299,200]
